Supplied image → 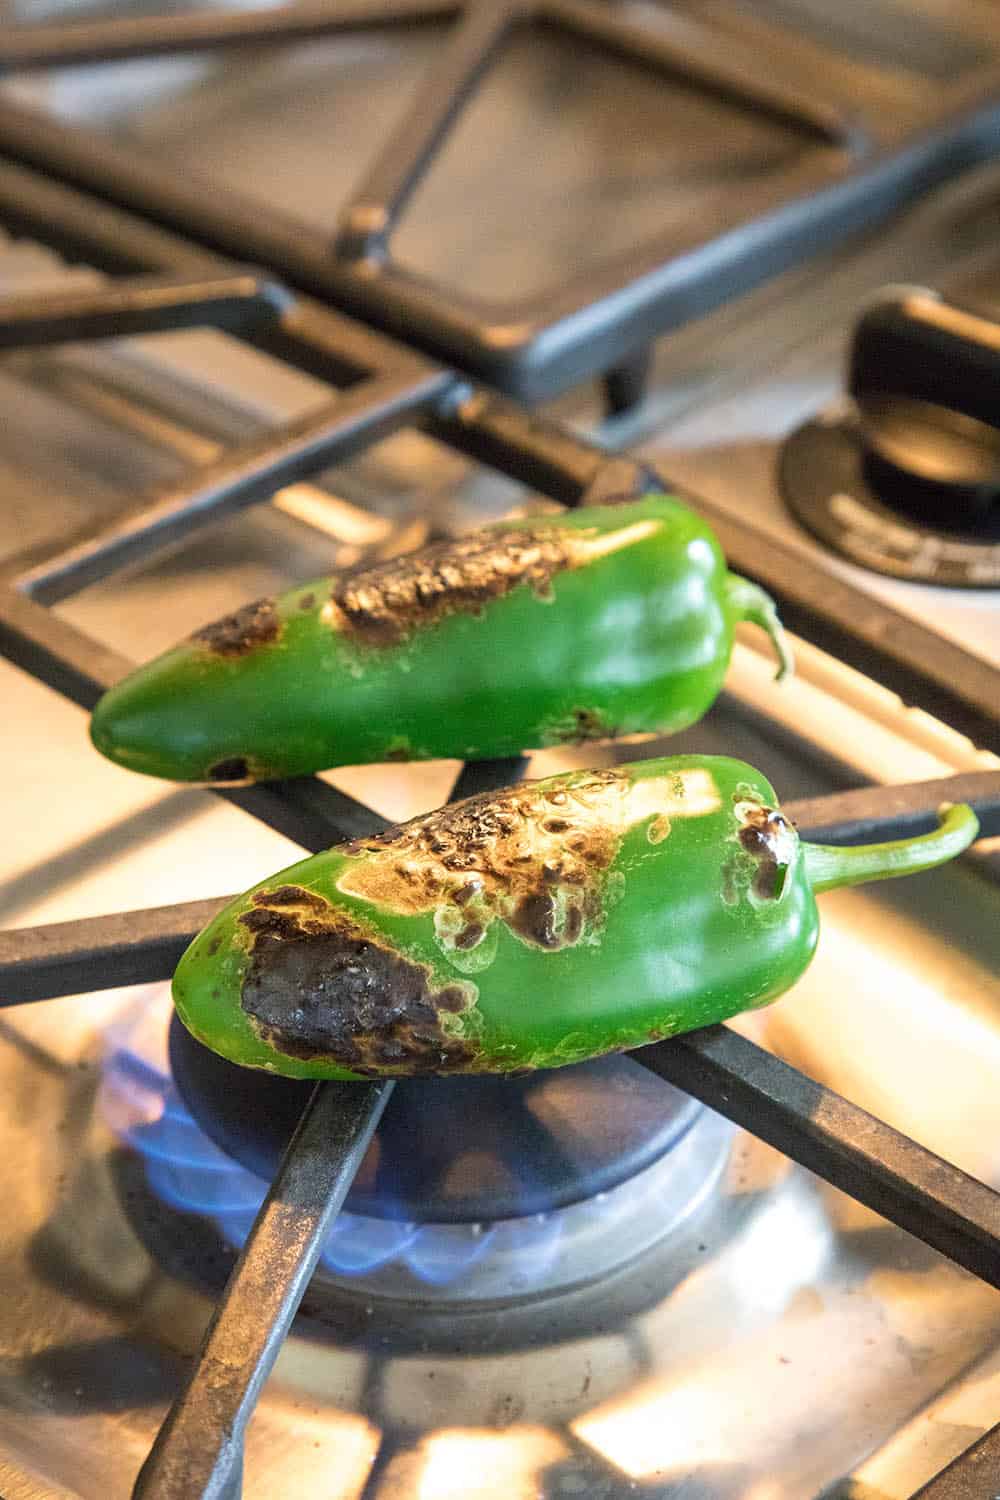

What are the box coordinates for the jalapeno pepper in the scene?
[171,755,979,1080]
[89,496,791,784]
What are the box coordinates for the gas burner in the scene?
[100,993,731,1305]
[167,1013,702,1221]
[781,286,1000,586]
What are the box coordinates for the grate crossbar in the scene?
[0,159,996,1500]
[3,3,1000,402]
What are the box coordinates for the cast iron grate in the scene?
[3,2,1000,404]
[0,161,998,1498]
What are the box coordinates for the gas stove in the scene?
[0,6,999,1500]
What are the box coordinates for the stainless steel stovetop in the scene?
[1,6,999,1499]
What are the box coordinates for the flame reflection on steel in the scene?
[99,991,732,1301]
[385,1427,569,1499]
[99,1022,530,1288]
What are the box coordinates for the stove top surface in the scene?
[3,712,999,1500]
[5,0,1000,403]
[0,6,998,1499]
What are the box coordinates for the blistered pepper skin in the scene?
[172,756,979,1080]
[89,497,790,784]
[174,756,814,1079]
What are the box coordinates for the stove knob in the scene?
[849,287,1000,527]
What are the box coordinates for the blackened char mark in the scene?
[208,756,249,783]
[330,526,577,647]
[547,706,618,745]
[193,598,280,657]
[339,774,619,952]
[739,806,793,899]
[238,885,477,1076]
[513,891,559,948]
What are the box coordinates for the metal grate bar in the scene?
[910,1421,1000,1499]
[131,1077,394,1500]
[0,2,460,70]
[124,728,532,1499]
[635,1027,1000,1290]
[334,0,857,262]
[780,773,1000,843]
[449,754,531,800]
[0,163,996,1500]
[431,388,616,502]
[0,583,130,709]
[19,371,441,606]
[0,269,292,348]
[3,7,998,402]
[0,896,229,1005]
[3,772,999,1005]
[546,0,860,146]
[693,491,1000,757]
[335,0,517,257]
[222,777,392,856]
[0,156,441,390]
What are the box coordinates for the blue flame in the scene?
[99,1016,564,1289]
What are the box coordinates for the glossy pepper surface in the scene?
[89,495,791,784]
[171,755,979,1080]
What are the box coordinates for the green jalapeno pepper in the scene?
[89,496,791,784]
[171,755,979,1080]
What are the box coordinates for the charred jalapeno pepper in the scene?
[171,755,979,1080]
[89,495,791,783]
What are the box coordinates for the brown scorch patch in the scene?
[237,885,477,1075]
[338,772,628,956]
[336,766,719,960]
[324,526,579,647]
[544,705,619,745]
[737,803,796,899]
[193,598,280,657]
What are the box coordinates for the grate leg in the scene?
[602,347,653,417]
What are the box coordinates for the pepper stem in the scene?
[725,574,794,682]
[803,803,979,894]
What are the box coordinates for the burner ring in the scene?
[780,416,1000,587]
[168,1014,701,1224]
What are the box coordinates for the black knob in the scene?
[849,287,1000,530]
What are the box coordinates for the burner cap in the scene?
[781,415,1000,587]
[168,1015,699,1224]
